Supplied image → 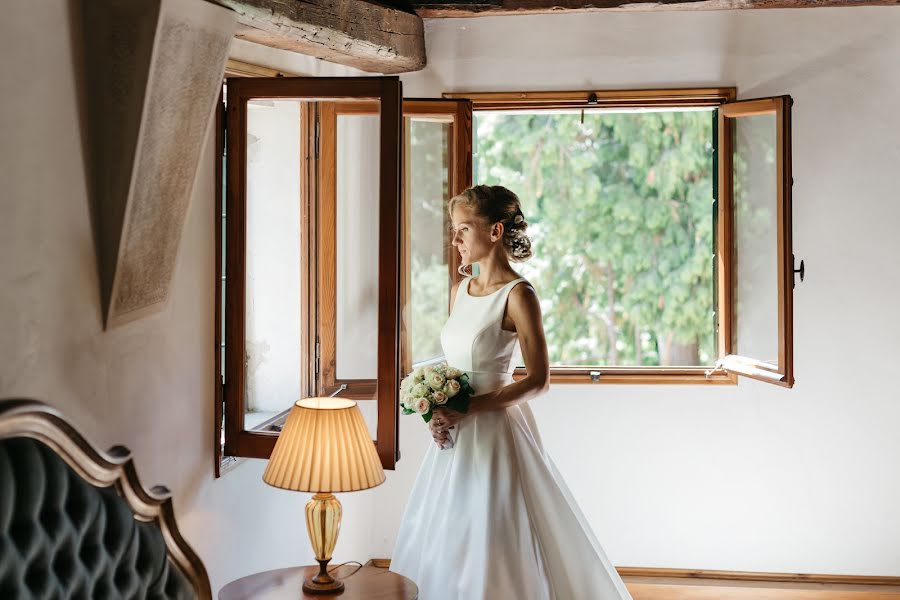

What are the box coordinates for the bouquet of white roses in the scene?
[399,362,475,448]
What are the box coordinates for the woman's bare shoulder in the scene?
[508,280,540,313]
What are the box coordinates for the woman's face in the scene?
[450,204,495,265]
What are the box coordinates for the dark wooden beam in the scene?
[414,0,900,17]
[216,0,425,74]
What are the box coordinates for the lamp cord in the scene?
[327,561,364,579]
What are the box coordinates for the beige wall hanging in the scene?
[84,0,236,328]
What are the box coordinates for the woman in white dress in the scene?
[390,185,633,600]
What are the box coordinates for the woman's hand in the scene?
[429,407,464,449]
[431,406,465,434]
[428,420,450,448]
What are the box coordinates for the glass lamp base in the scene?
[303,493,344,595]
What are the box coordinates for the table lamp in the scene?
[263,397,386,595]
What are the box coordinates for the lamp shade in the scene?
[263,397,386,493]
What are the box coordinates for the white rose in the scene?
[432,391,448,405]
[400,394,413,410]
[412,383,429,398]
[445,367,462,379]
[443,379,460,398]
[414,397,431,415]
[412,366,425,380]
[427,372,446,390]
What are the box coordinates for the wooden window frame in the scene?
[221,76,403,469]
[716,96,794,388]
[443,87,795,386]
[317,99,472,391]
[215,61,293,477]
[401,100,473,375]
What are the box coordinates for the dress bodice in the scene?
[440,275,527,394]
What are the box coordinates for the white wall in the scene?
[0,5,378,595]
[375,8,900,576]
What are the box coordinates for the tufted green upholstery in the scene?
[0,437,196,600]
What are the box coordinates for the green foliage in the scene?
[408,256,448,362]
[474,109,717,366]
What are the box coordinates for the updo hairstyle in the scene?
[448,185,533,264]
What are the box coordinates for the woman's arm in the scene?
[467,282,550,414]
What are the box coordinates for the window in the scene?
[219,76,404,469]
[444,89,797,387]
[216,74,470,473]
[216,84,796,476]
[316,99,471,419]
[717,97,795,387]
[401,101,472,374]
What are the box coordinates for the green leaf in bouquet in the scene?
[446,395,469,414]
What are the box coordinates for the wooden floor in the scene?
[622,574,900,600]
[373,560,900,599]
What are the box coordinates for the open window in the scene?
[400,100,473,376]
[713,96,796,387]
[316,99,472,394]
[221,77,403,468]
[440,89,798,387]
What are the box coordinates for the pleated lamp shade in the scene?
[263,397,386,493]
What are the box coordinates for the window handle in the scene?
[793,255,805,288]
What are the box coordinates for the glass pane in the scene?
[405,117,451,367]
[244,99,304,432]
[732,113,779,366]
[336,109,381,440]
[474,108,716,367]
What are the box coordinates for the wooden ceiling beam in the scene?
[415,0,900,18]
[217,0,426,74]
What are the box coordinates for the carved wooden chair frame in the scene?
[0,399,212,600]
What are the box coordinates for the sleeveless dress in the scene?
[390,275,634,600]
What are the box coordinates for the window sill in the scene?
[219,455,247,476]
[513,367,737,385]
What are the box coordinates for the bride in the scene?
[390,185,633,600]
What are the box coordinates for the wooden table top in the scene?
[219,564,418,600]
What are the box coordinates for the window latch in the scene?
[590,371,601,382]
[704,360,726,379]
[580,93,599,125]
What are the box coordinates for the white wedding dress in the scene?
[390,275,633,600]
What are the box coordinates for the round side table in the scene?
[219,564,418,600]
